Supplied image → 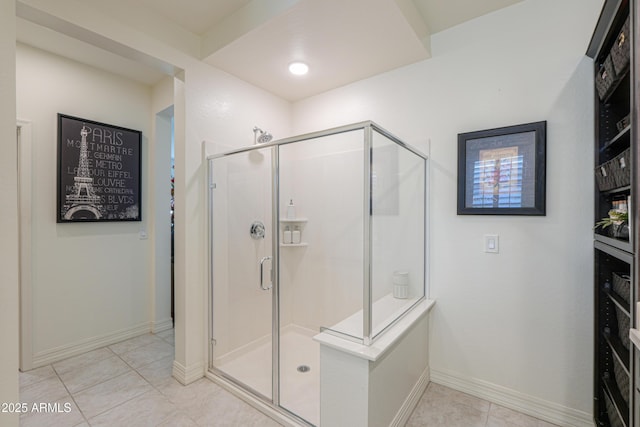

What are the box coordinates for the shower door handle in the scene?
[259,256,273,290]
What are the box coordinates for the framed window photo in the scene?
[57,114,142,222]
[457,121,546,215]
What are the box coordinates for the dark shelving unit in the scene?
[588,1,637,426]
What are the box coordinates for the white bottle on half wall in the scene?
[392,271,409,299]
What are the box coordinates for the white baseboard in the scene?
[151,318,174,334]
[31,322,152,368]
[390,365,430,427]
[172,359,205,385]
[430,368,592,427]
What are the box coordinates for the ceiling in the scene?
[17,0,522,101]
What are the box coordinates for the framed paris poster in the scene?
[57,114,142,222]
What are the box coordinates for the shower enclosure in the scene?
[208,121,428,426]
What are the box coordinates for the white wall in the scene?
[15,0,293,382]
[16,43,155,364]
[0,0,19,425]
[292,0,601,422]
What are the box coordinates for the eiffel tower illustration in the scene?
[63,125,103,220]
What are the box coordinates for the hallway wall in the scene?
[16,43,155,366]
[14,0,293,384]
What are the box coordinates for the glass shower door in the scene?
[209,147,275,401]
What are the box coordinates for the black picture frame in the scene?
[57,114,142,222]
[457,121,546,216]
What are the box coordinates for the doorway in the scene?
[153,106,175,330]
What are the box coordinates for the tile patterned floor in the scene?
[405,383,559,427]
[19,330,559,426]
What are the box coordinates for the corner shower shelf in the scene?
[280,218,308,246]
[279,218,308,223]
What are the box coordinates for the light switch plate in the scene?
[484,234,499,253]
[139,230,148,240]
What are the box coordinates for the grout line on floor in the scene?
[53,360,90,426]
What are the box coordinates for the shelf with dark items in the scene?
[583,1,634,424]
[594,231,633,427]
[600,186,632,196]
[597,266,632,427]
[600,125,631,154]
[595,235,631,255]
[594,38,632,246]
[603,330,630,373]
[603,374,630,427]
[605,286,631,318]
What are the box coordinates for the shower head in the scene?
[257,132,272,144]
[253,126,273,144]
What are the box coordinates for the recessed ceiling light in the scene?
[289,62,309,76]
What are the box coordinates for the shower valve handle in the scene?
[259,256,273,290]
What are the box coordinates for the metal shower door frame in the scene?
[206,145,285,413]
[206,121,429,424]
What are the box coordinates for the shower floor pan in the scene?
[215,326,320,426]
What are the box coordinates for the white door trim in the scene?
[17,119,33,371]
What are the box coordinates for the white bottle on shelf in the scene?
[287,199,296,219]
[283,226,292,244]
[292,226,301,244]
